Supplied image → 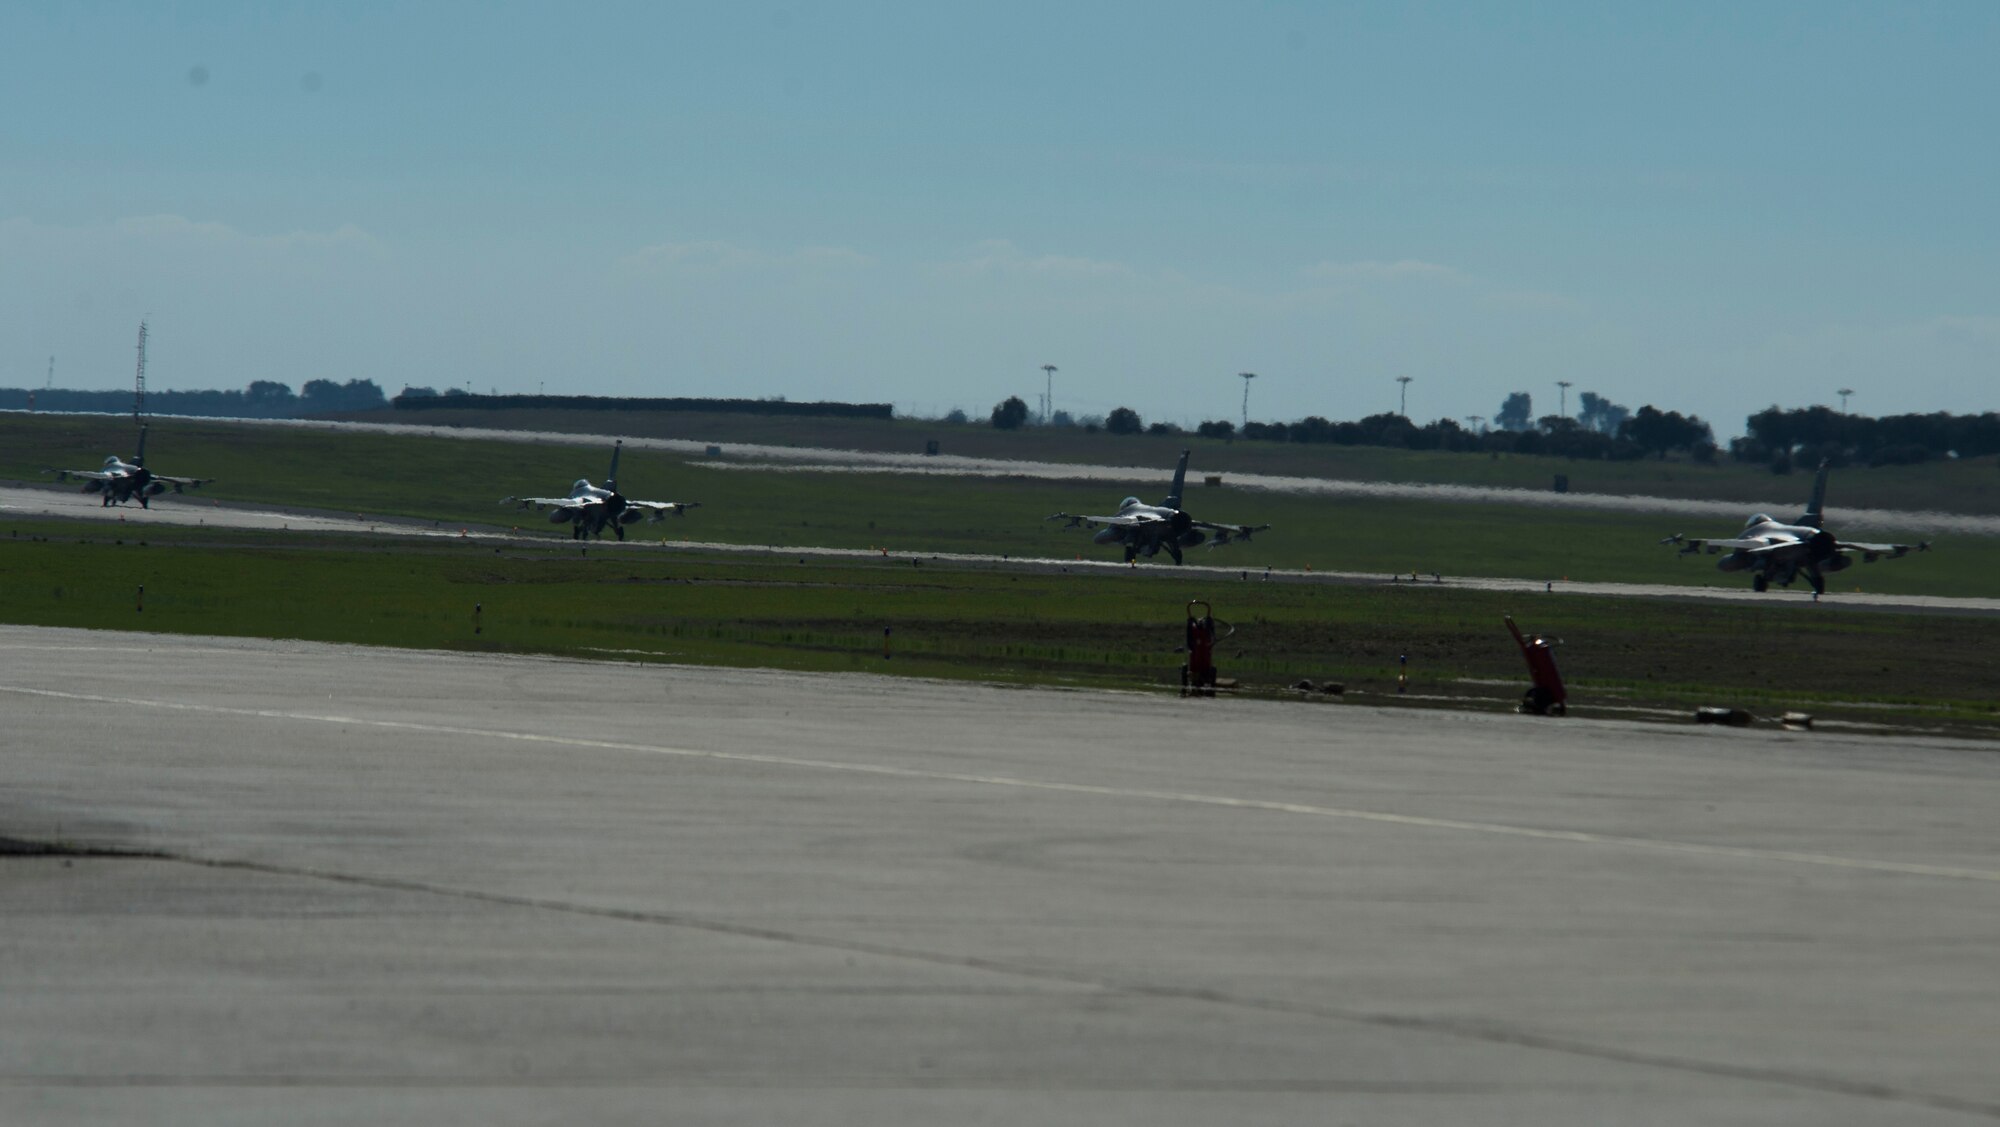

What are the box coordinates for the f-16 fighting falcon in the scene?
[1660,460,1928,595]
[52,425,212,508]
[1048,449,1270,564]
[502,440,699,540]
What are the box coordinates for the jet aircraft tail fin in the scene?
[1163,449,1190,511]
[606,440,623,491]
[135,424,149,468]
[1800,459,1830,529]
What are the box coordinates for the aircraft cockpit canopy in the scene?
[1744,513,1774,529]
[1119,496,1142,510]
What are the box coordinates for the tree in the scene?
[342,378,387,410]
[1105,406,1143,435]
[301,378,343,406]
[1196,419,1235,439]
[1495,392,1533,431]
[990,396,1029,430]
[1577,391,1630,436]
[299,378,388,413]
[943,407,968,425]
[1619,405,1715,459]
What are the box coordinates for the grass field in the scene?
[6,411,1997,736]
[5,414,1996,597]
[4,523,1997,736]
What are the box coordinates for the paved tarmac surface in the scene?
[4,625,1998,1124]
[8,482,1997,616]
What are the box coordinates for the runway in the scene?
[5,625,1999,1124]
[9,481,2000,616]
[0,482,483,540]
[200,415,2000,538]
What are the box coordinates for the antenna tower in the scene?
[47,356,55,388]
[133,321,149,421]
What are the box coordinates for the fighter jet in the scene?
[502,440,699,540]
[1660,460,1928,595]
[52,425,211,508]
[1047,449,1270,564]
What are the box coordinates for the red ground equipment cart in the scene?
[1504,614,1567,716]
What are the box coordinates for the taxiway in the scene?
[7,481,1998,616]
[4,625,1998,1124]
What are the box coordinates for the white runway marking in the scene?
[9,681,2000,885]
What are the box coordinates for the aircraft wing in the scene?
[54,468,119,483]
[624,499,700,520]
[1192,520,1271,545]
[152,475,211,491]
[1835,538,1928,561]
[1661,534,1790,555]
[504,495,592,510]
[1722,538,1800,555]
[1046,511,1161,530]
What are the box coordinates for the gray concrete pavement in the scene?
[4,625,1999,1124]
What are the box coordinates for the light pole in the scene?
[1556,379,1573,418]
[1838,387,1854,413]
[1041,364,1058,424]
[1396,375,1412,418]
[1465,415,1484,434]
[1239,372,1256,430]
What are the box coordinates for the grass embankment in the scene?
[5,526,1996,734]
[5,415,1995,597]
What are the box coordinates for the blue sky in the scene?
[5,2,1997,436]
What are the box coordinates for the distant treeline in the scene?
[1000,389,1720,462]
[999,387,1997,469]
[1186,405,1999,466]
[1190,409,1716,462]
[389,391,894,419]
[0,379,387,418]
[1734,406,2000,467]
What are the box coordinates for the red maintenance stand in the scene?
[1182,600,1218,698]
[1504,614,1567,716]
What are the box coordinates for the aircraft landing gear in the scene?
[1752,574,1769,593]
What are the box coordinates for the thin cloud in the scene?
[616,239,873,276]
[1479,288,1586,315]
[4,214,382,255]
[940,239,1146,280]
[1299,258,1466,284]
